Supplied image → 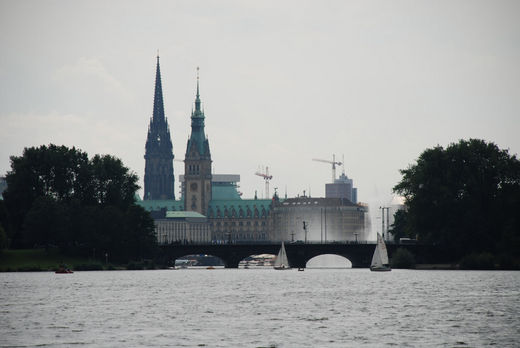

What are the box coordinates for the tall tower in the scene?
[143,55,175,200]
[184,68,212,215]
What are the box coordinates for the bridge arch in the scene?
[159,243,379,268]
[238,253,276,268]
[173,254,225,268]
[306,254,352,268]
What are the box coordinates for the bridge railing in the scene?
[159,239,379,246]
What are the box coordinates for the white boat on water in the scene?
[370,233,391,272]
[274,241,291,270]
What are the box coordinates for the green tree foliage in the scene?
[3,145,90,244]
[389,209,411,243]
[390,248,416,269]
[0,200,8,248]
[393,139,520,258]
[0,224,7,250]
[459,252,495,270]
[3,144,156,262]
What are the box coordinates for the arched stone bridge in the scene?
[159,242,441,268]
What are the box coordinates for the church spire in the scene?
[186,66,210,158]
[153,53,165,122]
[195,66,201,113]
[144,54,175,200]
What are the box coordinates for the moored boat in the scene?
[55,265,73,274]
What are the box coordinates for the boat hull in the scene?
[370,266,391,272]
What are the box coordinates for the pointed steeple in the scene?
[153,54,165,122]
[196,67,200,98]
[187,66,209,157]
[144,54,175,200]
[194,66,202,115]
[184,66,212,214]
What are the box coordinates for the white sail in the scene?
[371,240,382,268]
[371,233,390,271]
[377,233,389,265]
[274,241,290,269]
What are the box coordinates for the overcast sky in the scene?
[1,1,519,214]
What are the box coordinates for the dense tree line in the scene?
[1,144,157,262]
[392,139,520,266]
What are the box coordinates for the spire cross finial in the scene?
[196,66,200,99]
[157,49,160,60]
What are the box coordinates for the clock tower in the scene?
[184,68,212,215]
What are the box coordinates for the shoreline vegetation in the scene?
[0,249,160,272]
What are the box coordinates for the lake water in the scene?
[1,269,519,347]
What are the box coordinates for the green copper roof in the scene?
[208,199,273,218]
[138,199,184,212]
[137,197,274,219]
[165,211,206,219]
[211,183,242,200]
[186,69,210,157]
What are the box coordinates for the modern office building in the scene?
[325,172,358,204]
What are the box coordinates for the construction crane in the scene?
[255,166,273,198]
[312,154,342,182]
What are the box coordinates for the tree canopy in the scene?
[3,144,156,262]
[393,139,520,260]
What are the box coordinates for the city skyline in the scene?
[1,1,519,214]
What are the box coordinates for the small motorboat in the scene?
[55,265,74,274]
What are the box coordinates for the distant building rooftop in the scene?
[138,199,185,212]
[165,211,206,219]
[279,196,361,209]
[179,174,240,183]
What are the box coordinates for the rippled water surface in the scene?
[1,269,519,347]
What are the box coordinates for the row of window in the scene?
[187,164,201,175]
[156,225,210,244]
[213,221,267,227]
[208,208,268,219]
[214,232,268,240]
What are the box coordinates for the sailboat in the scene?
[274,241,291,270]
[370,233,391,272]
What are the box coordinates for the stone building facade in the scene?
[155,211,211,244]
[271,197,368,243]
[138,58,367,244]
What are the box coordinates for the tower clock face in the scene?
[190,182,198,191]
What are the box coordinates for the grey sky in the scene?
[1,0,519,212]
